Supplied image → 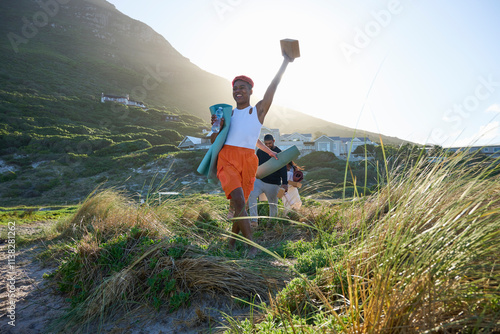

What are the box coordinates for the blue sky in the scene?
[109,0,500,147]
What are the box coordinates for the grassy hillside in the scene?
[0,0,231,111]
[0,89,214,205]
[0,0,412,206]
[0,0,408,144]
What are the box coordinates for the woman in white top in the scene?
[282,161,303,213]
[211,55,292,257]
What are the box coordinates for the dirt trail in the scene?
[0,240,251,334]
[0,243,66,334]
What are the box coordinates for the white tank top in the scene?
[224,106,262,150]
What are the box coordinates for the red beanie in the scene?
[232,75,254,88]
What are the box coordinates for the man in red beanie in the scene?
[211,55,292,257]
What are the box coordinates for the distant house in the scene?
[315,136,345,156]
[279,132,313,152]
[178,135,211,150]
[259,126,281,143]
[101,93,146,109]
[448,145,500,157]
[342,137,377,154]
[258,127,313,156]
[177,125,377,157]
[314,136,377,159]
[301,141,316,156]
[282,132,312,142]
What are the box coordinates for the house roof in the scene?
[178,136,202,147]
[186,136,201,145]
[315,135,375,143]
[282,132,312,139]
[129,100,145,105]
[102,94,128,99]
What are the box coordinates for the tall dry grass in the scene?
[55,187,170,242]
[227,152,500,333]
[347,153,500,333]
[48,188,283,333]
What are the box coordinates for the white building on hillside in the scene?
[314,135,377,158]
[176,125,377,159]
[259,126,281,143]
[177,136,211,150]
[258,127,313,156]
[448,145,500,157]
[279,132,313,155]
[101,93,146,109]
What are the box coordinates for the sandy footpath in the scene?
[0,226,252,334]
[0,242,67,334]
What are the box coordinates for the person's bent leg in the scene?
[228,188,250,245]
[230,187,258,256]
[264,183,280,218]
[248,179,264,227]
[228,197,240,250]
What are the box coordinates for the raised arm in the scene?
[256,139,278,159]
[255,56,291,123]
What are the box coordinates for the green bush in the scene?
[147,144,179,155]
[0,171,17,182]
[139,133,173,146]
[306,167,344,184]
[81,157,115,177]
[0,133,32,149]
[296,151,338,169]
[294,247,344,276]
[35,178,61,192]
[94,139,152,156]
[157,129,183,142]
[311,186,371,199]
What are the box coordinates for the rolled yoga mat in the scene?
[196,104,233,183]
[256,145,300,179]
[293,170,303,182]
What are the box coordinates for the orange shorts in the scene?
[217,145,259,201]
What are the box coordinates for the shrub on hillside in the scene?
[172,151,206,171]
[306,167,344,184]
[296,151,338,170]
[0,171,17,182]
[142,133,183,146]
[147,144,179,155]
[0,133,32,149]
[89,138,114,151]
[80,157,115,177]
[94,139,152,156]
[35,178,61,192]
[23,136,113,155]
[157,129,183,143]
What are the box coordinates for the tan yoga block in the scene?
[277,187,286,199]
[288,181,302,188]
[280,39,300,60]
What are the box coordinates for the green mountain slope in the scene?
[0,0,409,205]
[0,0,231,110]
[1,0,409,143]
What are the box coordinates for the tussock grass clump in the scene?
[48,188,282,333]
[225,153,500,333]
[55,188,168,242]
[349,154,500,333]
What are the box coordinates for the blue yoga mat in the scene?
[256,145,300,179]
[196,104,233,183]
